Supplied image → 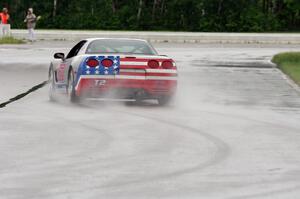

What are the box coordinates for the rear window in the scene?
[86,39,157,55]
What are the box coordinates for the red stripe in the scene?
[147,68,177,71]
[118,72,176,77]
[119,72,145,76]
[120,58,173,62]
[146,73,178,77]
[120,65,146,69]
[120,65,177,70]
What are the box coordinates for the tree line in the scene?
[2,0,300,32]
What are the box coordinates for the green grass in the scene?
[0,36,25,44]
[272,52,300,85]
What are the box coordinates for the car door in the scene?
[56,40,87,84]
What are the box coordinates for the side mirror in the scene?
[54,52,65,60]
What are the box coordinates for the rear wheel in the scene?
[157,96,172,106]
[67,68,79,103]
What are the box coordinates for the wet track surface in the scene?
[0,42,300,198]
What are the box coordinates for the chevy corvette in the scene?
[48,38,177,105]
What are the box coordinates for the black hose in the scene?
[0,80,49,108]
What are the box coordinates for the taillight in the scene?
[101,59,113,67]
[148,60,160,69]
[86,58,99,67]
[162,61,173,69]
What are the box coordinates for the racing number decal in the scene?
[57,63,67,81]
[95,80,106,87]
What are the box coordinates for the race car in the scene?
[48,38,177,105]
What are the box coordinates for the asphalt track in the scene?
[0,42,300,199]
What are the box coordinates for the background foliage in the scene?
[2,0,300,32]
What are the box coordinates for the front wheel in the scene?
[67,68,80,103]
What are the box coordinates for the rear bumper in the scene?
[75,75,177,99]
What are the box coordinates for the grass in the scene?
[0,36,25,44]
[272,52,300,85]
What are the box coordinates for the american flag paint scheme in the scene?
[48,38,177,105]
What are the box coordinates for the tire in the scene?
[125,100,136,106]
[48,66,56,102]
[134,95,143,105]
[157,96,172,106]
[67,68,80,103]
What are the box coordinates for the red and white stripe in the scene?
[119,57,177,80]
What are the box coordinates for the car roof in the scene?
[85,38,149,43]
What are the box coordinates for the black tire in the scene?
[48,65,56,102]
[134,96,143,105]
[67,68,80,103]
[125,100,136,106]
[157,96,172,106]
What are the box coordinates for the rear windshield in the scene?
[86,39,157,55]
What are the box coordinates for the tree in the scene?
[3,0,299,31]
[53,0,57,17]
[137,0,143,23]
